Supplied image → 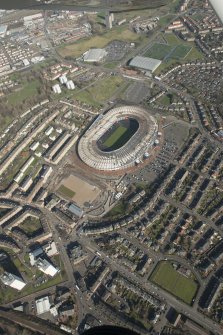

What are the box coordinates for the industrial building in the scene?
[129,56,161,73]
[68,203,84,218]
[83,48,107,62]
[35,296,51,315]
[0,272,26,291]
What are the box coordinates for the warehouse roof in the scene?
[36,296,50,315]
[68,203,83,218]
[83,48,107,62]
[129,56,161,72]
[209,0,223,24]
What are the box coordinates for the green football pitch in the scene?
[103,126,128,148]
[144,43,173,60]
[170,45,192,59]
[150,261,198,305]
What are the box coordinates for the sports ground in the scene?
[57,175,101,206]
[99,119,139,152]
[145,42,192,61]
[150,261,198,305]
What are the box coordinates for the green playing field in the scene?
[103,126,128,148]
[150,261,198,305]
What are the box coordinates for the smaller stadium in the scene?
[77,106,160,172]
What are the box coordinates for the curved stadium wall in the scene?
[77,106,158,171]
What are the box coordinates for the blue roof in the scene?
[0,25,7,34]
[68,203,83,217]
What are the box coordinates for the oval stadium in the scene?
[77,106,159,172]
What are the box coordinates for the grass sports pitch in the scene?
[170,45,192,59]
[150,261,198,305]
[58,184,75,198]
[144,43,173,60]
[104,126,128,148]
[100,119,139,152]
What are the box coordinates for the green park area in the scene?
[58,184,75,199]
[7,79,41,106]
[74,75,124,107]
[18,216,42,237]
[105,200,128,218]
[150,261,198,305]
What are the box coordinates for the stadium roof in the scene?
[83,48,107,62]
[209,0,223,24]
[129,56,161,72]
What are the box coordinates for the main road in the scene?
[76,233,223,335]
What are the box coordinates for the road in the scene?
[75,233,223,335]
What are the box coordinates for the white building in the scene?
[59,75,68,84]
[30,141,40,151]
[52,84,61,94]
[0,272,26,291]
[83,48,107,62]
[43,241,58,257]
[66,80,75,90]
[22,59,30,67]
[36,296,51,315]
[0,25,7,38]
[129,56,161,73]
[29,247,43,266]
[45,126,54,136]
[36,258,59,277]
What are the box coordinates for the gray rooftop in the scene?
[68,203,83,218]
[129,56,161,72]
[83,48,107,62]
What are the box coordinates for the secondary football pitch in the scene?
[170,45,192,59]
[150,261,198,305]
[144,43,173,60]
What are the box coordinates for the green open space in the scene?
[58,26,145,58]
[18,216,42,237]
[150,261,198,305]
[153,32,204,74]
[58,184,75,199]
[74,75,124,107]
[145,43,173,60]
[170,45,192,59]
[7,80,41,106]
[105,200,128,218]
